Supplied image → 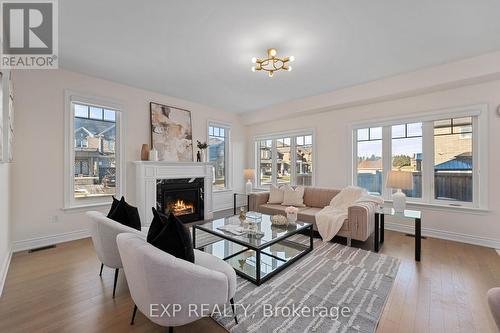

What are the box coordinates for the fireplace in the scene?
[156,178,204,223]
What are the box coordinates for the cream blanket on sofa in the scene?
[316,186,383,242]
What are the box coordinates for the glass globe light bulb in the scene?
[251,66,256,72]
[251,57,257,64]
[289,56,295,62]
[287,66,292,72]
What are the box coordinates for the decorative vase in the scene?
[140,144,150,161]
[148,149,158,161]
[287,212,298,224]
[200,150,207,162]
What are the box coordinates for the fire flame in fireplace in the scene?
[171,199,194,216]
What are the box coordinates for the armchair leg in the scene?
[346,237,352,247]
[112,268,119,298]
[230,298,238,324]
[99,263,104,277]
[130,305,137,325]
[168,327,173,333]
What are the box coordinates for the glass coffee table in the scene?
[193,214,313,285]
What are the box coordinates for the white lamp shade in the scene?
[244,169,255,181]
[386,170,413,190]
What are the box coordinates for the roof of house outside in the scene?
[357,159,382,170]
[435,157,472,171]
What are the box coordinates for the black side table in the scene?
[374,207,422,262]
[233,192,250,215]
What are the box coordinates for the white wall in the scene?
[245,70,500,248]
[11,69,246,251]
[0,162,11,294]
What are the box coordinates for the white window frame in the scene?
[351,104,488,210]
[254,129,316,188]
[64,90,125,210]
[208,121,231,191]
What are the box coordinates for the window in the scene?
[276,137,291,185]
[65,93,123,209]
[391,123,422,198]
[258,140,273,186]
[296,135,313,186]
[434,117,472,202]
[352,107,486,208]
[256,132,313,187]
[208,124,230,190]
[356,128,383,195]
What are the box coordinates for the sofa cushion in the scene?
[258,203,288,216]
[303,187,340,208]
[297,207,322,223]
[282,186,305,207]
[268,184,285,204]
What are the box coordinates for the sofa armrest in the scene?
[248,192,270,211]
[347,203,378,242]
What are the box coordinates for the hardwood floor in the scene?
[1,230,499,332]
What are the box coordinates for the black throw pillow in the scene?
[148,208,195,263]
[108,197,142,231]
[107,196,121,218]
[147,207,166,243]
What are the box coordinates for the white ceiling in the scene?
[60,1,500,113]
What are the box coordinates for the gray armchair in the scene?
[116,233,237,332]
[86,211,145,298]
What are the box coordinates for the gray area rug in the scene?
[212,236,400,333]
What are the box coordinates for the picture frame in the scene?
[150,102,193,162]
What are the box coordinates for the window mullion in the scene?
[381,126,392,199]
[271,139,277,185]
[422,121,434,204]
[291,136,297,186]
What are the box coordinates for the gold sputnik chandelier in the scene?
[251,48,294,77]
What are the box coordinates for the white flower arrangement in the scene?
[285,206,298,223]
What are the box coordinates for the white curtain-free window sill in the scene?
[213,188,232,193]
[384,199,488,214]
[62,201,112,212]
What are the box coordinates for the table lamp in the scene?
[244,169,255,194]
[386,170,413,212]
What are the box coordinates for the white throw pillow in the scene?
[282,186,305,207]
[268,184,285,204]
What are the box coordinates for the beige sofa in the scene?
[248,187,377,246]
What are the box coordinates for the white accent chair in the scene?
[116,233,237,332]
[86,211,145,298]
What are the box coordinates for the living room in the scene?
[1,1,500,332]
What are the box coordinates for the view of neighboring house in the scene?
[258,136,313,186]
[74,105,117,198]
[357,120,473,201]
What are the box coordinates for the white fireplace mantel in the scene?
[132,161,214,226]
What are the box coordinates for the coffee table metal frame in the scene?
[193,219,314,285]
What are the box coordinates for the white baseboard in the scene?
[0,250,12,297]
[384,222,500,249]
[12,229,90,253]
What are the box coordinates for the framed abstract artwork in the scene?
[150,102,193,162]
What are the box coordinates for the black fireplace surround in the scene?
[156,178,204,223]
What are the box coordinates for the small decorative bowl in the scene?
[271,214,288,226]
